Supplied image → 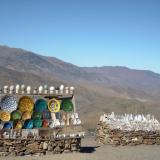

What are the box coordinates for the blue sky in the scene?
[0,0,160,73]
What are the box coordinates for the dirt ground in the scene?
[1,136,160,160]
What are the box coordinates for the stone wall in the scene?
[97,122,160,146]
[0,138,81,156]
[0,125,84,156]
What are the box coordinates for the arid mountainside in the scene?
[0,45,160,129]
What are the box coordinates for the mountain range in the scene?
[0,45,160,129]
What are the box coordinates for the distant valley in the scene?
[0,45,160,129]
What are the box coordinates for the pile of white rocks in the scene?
[97,112,160,146]
[99,112,160,131]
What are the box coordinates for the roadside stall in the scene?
[0,85,85,156]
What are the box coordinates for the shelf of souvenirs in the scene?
[0,125,85,140]
[0,123,84,130]
[0,84,75,97]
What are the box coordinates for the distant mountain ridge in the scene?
[0,45,160,101]
[0,45,160,128]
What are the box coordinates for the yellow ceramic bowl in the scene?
[0,111,10,121]
[48,98,60,113]
[22,111,32,121]
[18,96,34,113]
[14,120,23,129]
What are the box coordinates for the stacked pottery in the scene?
[0,85,83,131]
[70,113,81,125]
[48,98,61,128]
[18,96,34,129]
[32,98,48,129]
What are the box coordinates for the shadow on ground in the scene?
[80,146,100,153]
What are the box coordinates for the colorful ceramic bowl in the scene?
[42,109,51,119]
[35,99,47,112]
[48,98,60,113]
[24,119,33,129]
[19,96,34,113]
[3,122,12,129]
[42,119,49,128]
[14,120,23,129]
[22,111,32,121]
[11,110,22,121]
[60,99,74,112]
[0,95,17,113]
[33,118,42,128]
[0,111,10,121]
[32,111,42,119]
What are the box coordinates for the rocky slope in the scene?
[0,45,160,128]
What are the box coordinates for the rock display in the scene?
[97,113,160,146]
